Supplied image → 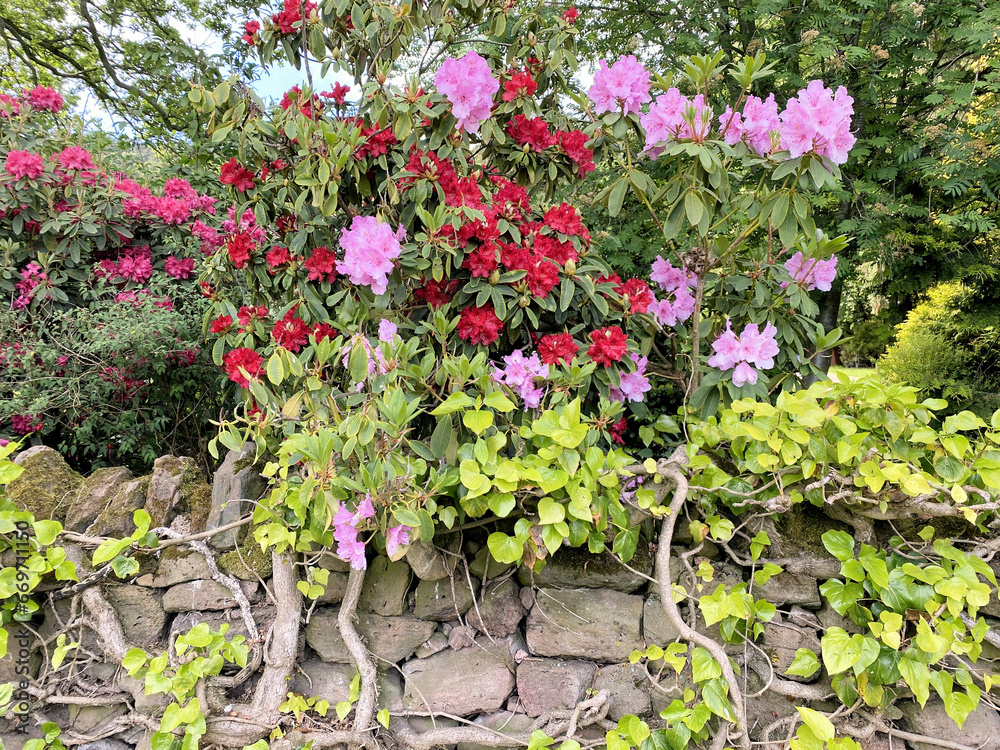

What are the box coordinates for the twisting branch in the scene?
[649,453,752,750]
[340,566,379,742]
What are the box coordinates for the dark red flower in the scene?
[457,305,503,346]
[507,115,556,152]
[241,20,260,44]
[538,333,579,366]
[321,83,351,105]
[224,348,264,388]
[266,245,291,270]
[525,257,560,298]
[616,278,652,314]
[587,326,628,367]
[210,315,234,334]
[608,416,627,445]
[219,158,256,192]
[226,231,256,268]
[272,308,311,352]
[463,246,498,278]
[312,322,337,341]
[237,305,269,330]
[304,246,338,283]
[543,203,585,236]
[414,278,459,309]
[556,129,595,177]
[502,69,538,102]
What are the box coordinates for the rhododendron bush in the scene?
[0,91,222,469]
[190,0,856,577]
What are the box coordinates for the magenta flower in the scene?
[5,150,44,180]
[339,216,403,295]
[783,252,838,292]
[778,81,855,164]
[708,320,780,386]
[492,350,549,408]
[59,146,95,171]
[386,525,412,557]
[611,354,651,403]
[588,55,651,116]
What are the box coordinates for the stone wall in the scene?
[4,447,1000,750]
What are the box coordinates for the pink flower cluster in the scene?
[339,216,404,295]
[719,94,781,156]
[640,89,713,155]
[119,177,215,225]
[5,150,45,180]
[708,320,780,386]
[779,81,855,164]
[648,256,696,327]
[95,246,154,284]
[783,251,838,291]
[11,414,43,435]
[13,262,47,309]
[24,87,63,113]
[610,353,651,403]
[333,495,376,569]
[435,52,500,134]
[385,524,412,558]
[492,350,549,408]
[588,55,651,116]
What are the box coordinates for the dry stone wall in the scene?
[3,447,1000,749]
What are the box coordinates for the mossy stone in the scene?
[219,543,273,579]
[8,446,84,521]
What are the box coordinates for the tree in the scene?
[569,0,1000,367]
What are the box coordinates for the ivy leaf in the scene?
[898,655,930,706]
[822,529,855,562]
[463,409,494,435]
[691,647,722,682]
[785,648,821,678]
[700,678,734,721]
[821,627,861,674]
[537,497,566,525]
[796,707,835,744]
[487,532,523,565]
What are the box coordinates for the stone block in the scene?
[402,637,516,715]
[643,597,682,647]
[104,585,167,645]
[526,588,642,662]
[359,556,412,616]
[901,700,1000,750]
[9,446,84,521]
[305,607,436,663]
[208,443,267,550]
[414,576,475,621]
[757,571,822,609]
[65,466,133,532]
[515,658,595,717]
[291,660,357,704]
[161,579,258,612]
[457,712,535,750]
[594,663,651,720]
[467,579,525,638]
[518,545,653,593]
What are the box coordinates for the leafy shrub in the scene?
[838,316,896,367]
[0,90,224,470]
[878,282,1000,414]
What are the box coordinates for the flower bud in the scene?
[518,295,530,308]
[564,259,576,276]
[489,269,500,285]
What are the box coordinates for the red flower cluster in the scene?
[266,245,292,271]
[226,231,256,268]
[353,119,398,159]
[224,348,264,388]
[322,83,351,105]
[400,149,483,210]
[281,85,322,120]
[502,69,538,102]
[220,158,256,193]
[505,118,595,178]
[272,0,316,35]
[587,326,628,366]
[237,305,269,330]
[538,332,579,365]
[210,315,233,333]
[457,304,503,345]
[241,20,260,44]
[413,278,459,309]
[562,6,579,23]
[272,308,311,352]
[615,278,652,313]
[304,246,338,282]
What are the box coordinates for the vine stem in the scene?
[654,457,751,750]
[340,565,379,739]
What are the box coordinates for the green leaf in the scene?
[822,529,855,562]
[785,648,821,678]
[537,497,566,525]
[691,647,722,682]
[266,352,285,385]
[487,532,523,564]
[349,343,369,383]
[430,392,475,415]
[484,392,515,412]
[32,520,61,547]
[429,417,453,459]
[463,409,494,435]
[821,627,861,674]
[796,707,835,744]
[899,655,930,706]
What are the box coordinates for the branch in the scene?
[340,566,379,739]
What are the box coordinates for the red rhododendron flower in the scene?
[507,115,556,152]
[5,150,44,180]
[556,129,595,177]
[322,83,351,105]
[266,245,291,270]
[237,305,268,329]
[312,322,337,341]
[210,315,234,334]
[199,281,216,299]
[224,348,264,388]
[595,272,622,287]
[227,231,256,268]
[608,416,627,444]
[587,326,628,367]
[272,308,311,352]
[534,234,578,265]
[616,278,652,313]
[304,246,338,283]
[165,256,196,279]
[457,304,503,346]
[11,414,44,435]
[502,69,538,102]
[280,85,322,119]
[463,246,498,278]
[242,20,260,43]
[414,278,458,309]
[219,158,256,192]
[544,203,585,236]
[526,257,560,298]
[538,333,579,366]
[354,120,398,158]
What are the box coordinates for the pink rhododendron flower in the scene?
[59,146,94,171]
[783,251,838,291]
[640,89,712,155]
[493,350,549,408]
[588,55,651,116]
[378,319,398,342]
[719,94,780,156]
[650,256,696,292]
[779,81,855,164]
[332,495,378,570]
[386,525,412,557]
[610,353,651,403]
[708,320,780,385]
[13,262,47,309]
[5,150,44,180]
[339,215,403,295]
[24,86,63,112]
[0,93,20,117]
[435,52,499,134]
[164,256,196,279]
